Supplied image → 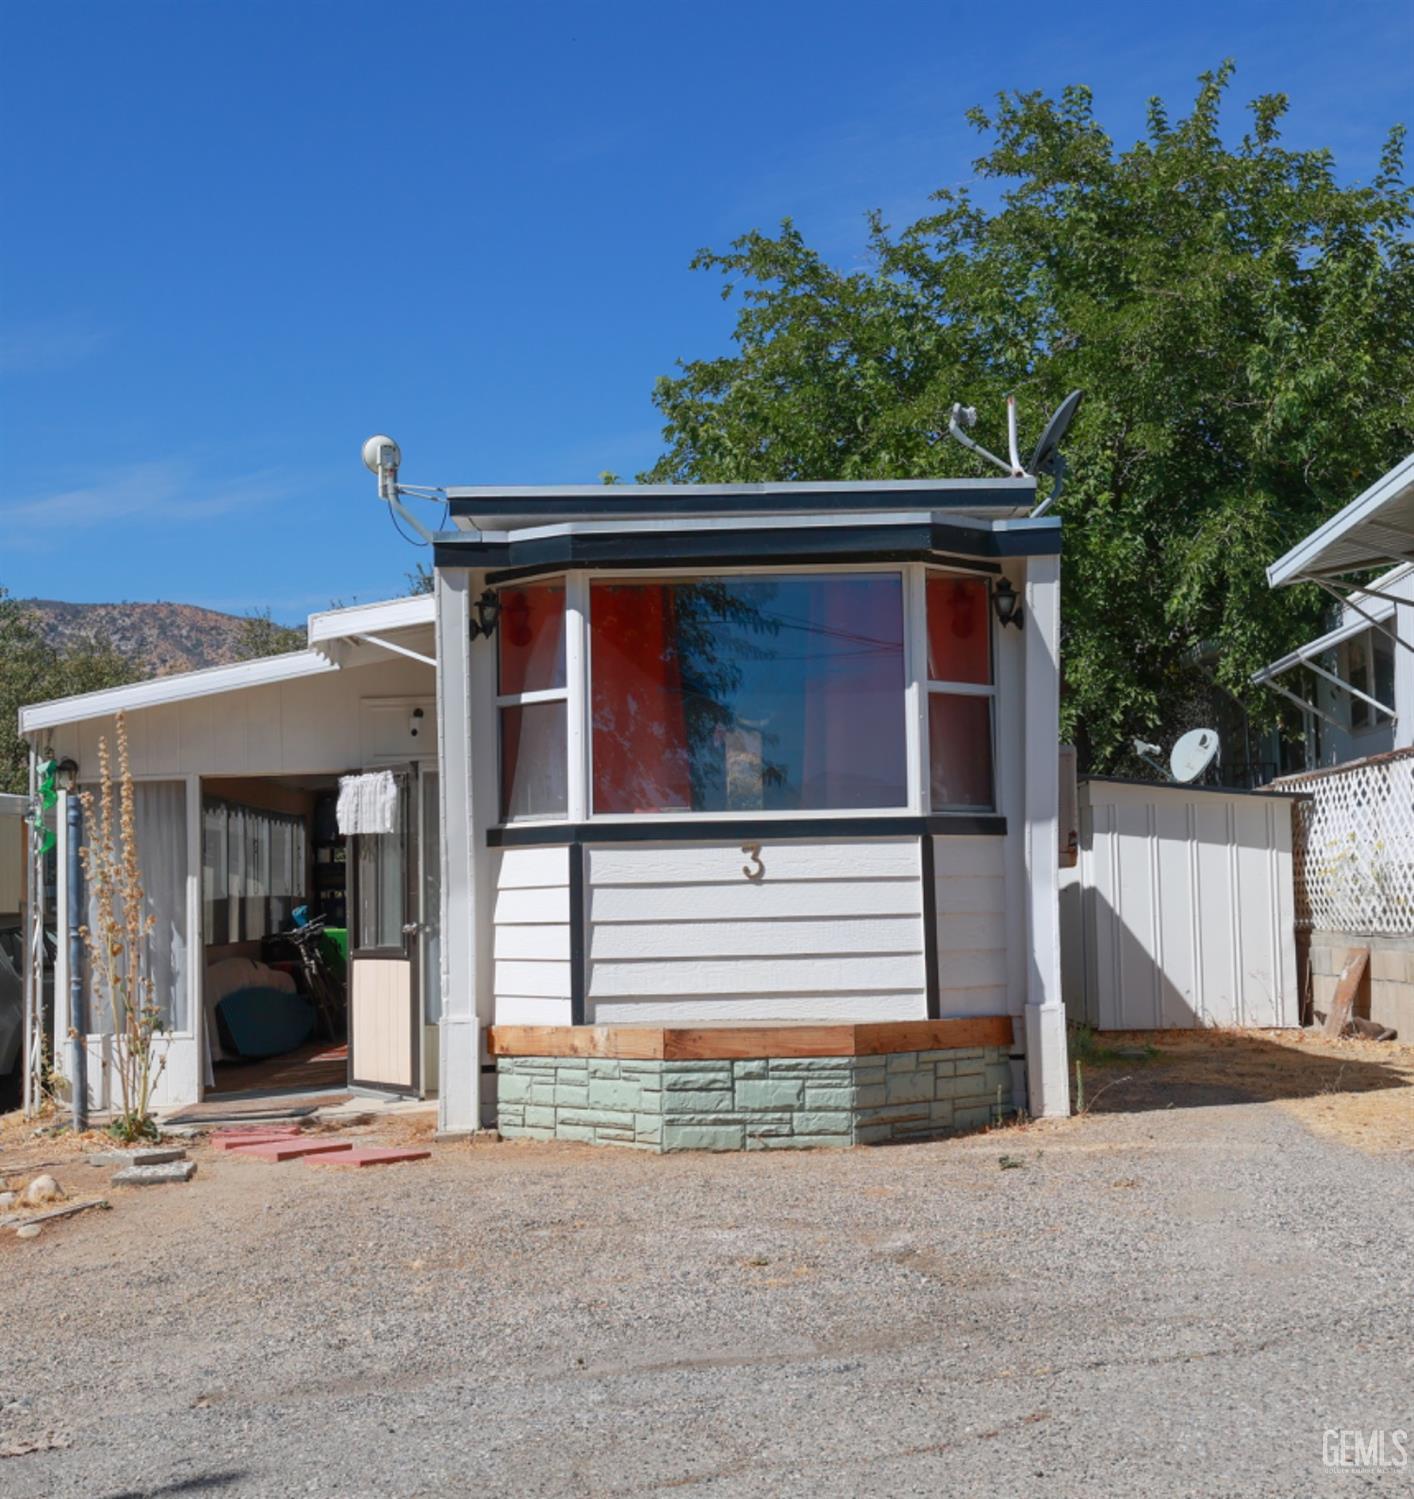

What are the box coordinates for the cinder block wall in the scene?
[1308,931,1414,1037]
[496,1048,1014,1151]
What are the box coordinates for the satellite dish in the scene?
[1170,729,1220,784]
[1029,390,1084,477]
[362,434,401,475]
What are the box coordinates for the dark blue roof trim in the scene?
[447,481,1033,523]
[434,521,1060,579]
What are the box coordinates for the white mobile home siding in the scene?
[491,834,1022,1026]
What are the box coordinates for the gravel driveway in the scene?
[2,1042,1411,1498]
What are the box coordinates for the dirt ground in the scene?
[1,1030,1410,1497]
[1072,1027,1414,1152]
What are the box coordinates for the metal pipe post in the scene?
[67,792,86,1132]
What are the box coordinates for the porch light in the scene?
[55,757,79,793]
[469,590,502,640]
[991,578,1023,630]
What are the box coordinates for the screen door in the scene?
[347,769,420,1094]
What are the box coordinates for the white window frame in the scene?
[494,574,571,823]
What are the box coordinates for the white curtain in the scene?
[85,781,189,1033]
[202,803,228,944]
[201,800,308,944]
[245,815,270,940]
[227,807,246,941]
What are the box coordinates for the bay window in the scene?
[493,565,1000,823]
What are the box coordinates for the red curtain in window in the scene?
[591,584,693,813]
[799,577,905,808]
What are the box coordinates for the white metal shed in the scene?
[1062,778,1301,1030]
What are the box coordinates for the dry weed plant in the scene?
[77,712,166,1141]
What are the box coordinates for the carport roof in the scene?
[1267,452,1414,586]
[18,593,435,736]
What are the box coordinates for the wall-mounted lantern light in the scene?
[469,590,502,641]
[991,578,1024,631]
[55,758,79,793]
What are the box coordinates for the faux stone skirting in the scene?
[496,1047,1015,1151]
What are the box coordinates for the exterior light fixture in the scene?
[469,590,502,641]
[55,757,79,793]
[991,578,1024,631]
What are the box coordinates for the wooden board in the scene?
[1323,947,1370,1038]
[488,1015,1015,1060]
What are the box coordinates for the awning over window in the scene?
[1251,606,1396,726]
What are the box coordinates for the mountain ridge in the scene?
[22,599,276,676]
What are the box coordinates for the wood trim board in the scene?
[488,1015,1015,1060]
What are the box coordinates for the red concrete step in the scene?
[211,1128,305,1152]
[228,1139,356,1162]
[304,1146,431,1168]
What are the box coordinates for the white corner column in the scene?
[434,568,490,1133]
[1394,574,1414,751]
[1022,552,1071,1118]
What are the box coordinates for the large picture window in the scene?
[925,572,995,810]
[589,573,908,815]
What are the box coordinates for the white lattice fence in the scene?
[1273,749,1414,935]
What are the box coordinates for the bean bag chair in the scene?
[216,986,316,1059]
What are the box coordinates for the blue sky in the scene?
[2,1,1410,621]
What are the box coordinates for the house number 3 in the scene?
[741,843,765,882]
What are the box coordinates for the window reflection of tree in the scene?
[592,576,904,814]
[676,581,782,811]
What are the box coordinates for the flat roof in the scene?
[446,477,1038,531]
[1267,452,1414,586]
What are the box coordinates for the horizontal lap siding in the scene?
[932,837,1009,1018]
[586,839,927,1023]
[493,847,572,1026]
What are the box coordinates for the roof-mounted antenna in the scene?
[940,390,1085,516]
[946,403,1015,476]
[361,435,446,545]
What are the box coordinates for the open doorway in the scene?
[200,776,350,1103]
[197,769,440,1108]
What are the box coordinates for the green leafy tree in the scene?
[236,606,305,658]
[644,64,1414,768]
[0,588,141,794]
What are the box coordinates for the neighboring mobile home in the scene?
[20,475,1071,1145]
[1256,451,1414,1039]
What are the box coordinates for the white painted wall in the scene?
[492,846,572,1025]
[933,835,1010,1017]
[1066,780,1298,1029]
